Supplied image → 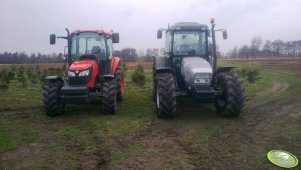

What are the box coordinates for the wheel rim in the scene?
[216,84,227,107]
[156,85,160,110]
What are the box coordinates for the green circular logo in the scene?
[267,150,299,168]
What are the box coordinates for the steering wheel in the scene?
[92,49,101,54]
[188,49,196,55]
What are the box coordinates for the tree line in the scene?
[0,49,160,64]
[1,37,300,64]
[115,48,164,62]
[226,36,301,58]
[0,52,64,64]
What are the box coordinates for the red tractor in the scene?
[43,28,124,116]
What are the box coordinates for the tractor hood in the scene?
[69,60,95,71]
[181,57,213,85]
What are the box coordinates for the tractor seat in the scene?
[91,46,101,55]
[91,46,106,60]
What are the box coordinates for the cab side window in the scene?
[107,37,113,59]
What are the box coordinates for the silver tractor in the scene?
[153,19,245,118]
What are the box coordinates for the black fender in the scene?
[45,76,64,84]
[153,56,173,76]
[103,74,114,80]
[216,67,236,74]
[154,68,173,75]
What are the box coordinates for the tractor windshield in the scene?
[172,31,207,56]
[71,32,107,61]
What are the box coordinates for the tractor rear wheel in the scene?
[42,80,64,116]
[155,73,176,118]
[215,72,245,117]
[103,78,116,114]
[115,64,124,102]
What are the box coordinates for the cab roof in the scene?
[71,29,114,35]
[167,22,208,31]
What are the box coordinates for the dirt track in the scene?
[109,82,301,169]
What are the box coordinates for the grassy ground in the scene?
[0,59,301,169]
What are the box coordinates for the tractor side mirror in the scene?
[157,30,162,39]
[223,31,227,40]
[50,34,56,44]
[112,33,119,43]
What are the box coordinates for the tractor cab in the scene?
[163,23,209,57]
[158,23,209,56]
[69,30,119,78]
[71,31,109,62]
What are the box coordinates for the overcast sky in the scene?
[0,0,300,54]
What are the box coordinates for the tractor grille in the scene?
[69,76,91,85]
[68,68,93,85]
[194,85,215,94]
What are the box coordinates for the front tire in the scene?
[103,78,116,114]
[115,64,124,102]
[42,80,64,117]
[155,73,176,118]
[215,72,245,117]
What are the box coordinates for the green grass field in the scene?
[1,59,301,169]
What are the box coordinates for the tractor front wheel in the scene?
[42,80,64,117]
[215,72,245,117]
[115,64,124,102]
[155,73,176,118]
[103,78,116,114]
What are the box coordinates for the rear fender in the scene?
[153,56,172,76]
[111,57,121,75]
[103,74,114,80]
[154,68,173,75]
[45,76,64,84]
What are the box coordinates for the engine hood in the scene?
[69,60,96,71]
[181,57,213,85]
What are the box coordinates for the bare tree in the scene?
[238,45,249,59]
[272,40,284,56]
[262,40,272,56]
[250,36,262,57]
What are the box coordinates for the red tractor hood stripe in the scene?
[69,60,96,70]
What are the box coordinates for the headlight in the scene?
[194,78,210,84]
[79,70,89,77]
[194,73,211,84]
[68,71,75,77]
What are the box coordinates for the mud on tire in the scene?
[155,73,176,118]
[42,80,64,117]
[215,72,245,117]
[103,78,116,114]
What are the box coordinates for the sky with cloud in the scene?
[0,0,300,54]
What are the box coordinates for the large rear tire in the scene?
[115,64,124,102]
[215,72,245,117]
[155,73,176,118]
[152,61,156,102]
[103,78,116,114]
[42,80,64,117]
